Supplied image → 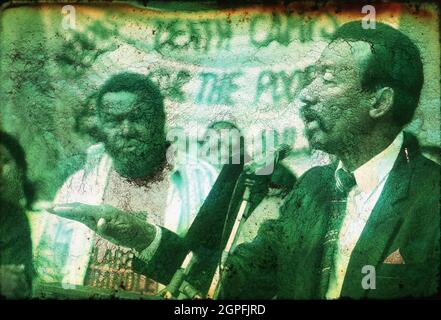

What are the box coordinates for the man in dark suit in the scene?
[220,21,440,299]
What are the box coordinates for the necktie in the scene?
[319,167,356,299]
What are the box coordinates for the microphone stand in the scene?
[161,160,249,300]
[162,182,253,300]
[161,184,251,299]
[164,146,288,299]
[206,182,253,299]
[161,251,202,299]
[206,145,290,299]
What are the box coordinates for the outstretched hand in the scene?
[48,203,156,252]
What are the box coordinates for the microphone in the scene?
[207,143,293,299]
[243,143,292,176]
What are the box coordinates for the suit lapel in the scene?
[341,133,416,298]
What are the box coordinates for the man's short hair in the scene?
[96,72,165,124]
[332,21,424,127]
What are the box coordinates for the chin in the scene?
[307,137,335,154]
[309,141,326,152]
[306,130,338,154]
[306,132,322,149]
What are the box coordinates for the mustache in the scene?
[300,108,317,122]
[107,138,148,153]
[300,108,329,132]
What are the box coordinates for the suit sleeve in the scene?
[218,218,282,299]
[132,226,189,286]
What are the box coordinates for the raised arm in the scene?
[48,203,157,252]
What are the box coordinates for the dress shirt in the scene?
[326,132,403,299]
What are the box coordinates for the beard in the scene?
[110,144,166,179]
[303,118,330,152]
[301,106,344,154]
[106,137,148,155]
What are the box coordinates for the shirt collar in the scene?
[337,132,404,194]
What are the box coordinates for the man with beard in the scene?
[217,21,440,299]
[0,131,35,298]
[35,73,217,296]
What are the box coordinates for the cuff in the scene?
[135,224,162,263]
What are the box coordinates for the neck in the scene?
[336,126,401,172]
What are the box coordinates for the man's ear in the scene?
[369,87,394,119]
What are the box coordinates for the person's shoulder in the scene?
[411,153,440,194]
[415,153,440,173]
[278,163,335,214]
[404,132,439,174]
[296,163,336,189]
[400,132,439,189]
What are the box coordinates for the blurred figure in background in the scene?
[199,120,248,172]
[0,131,35,299]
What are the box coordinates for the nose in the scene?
[120,119,132,136]
[298,85,318,111]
